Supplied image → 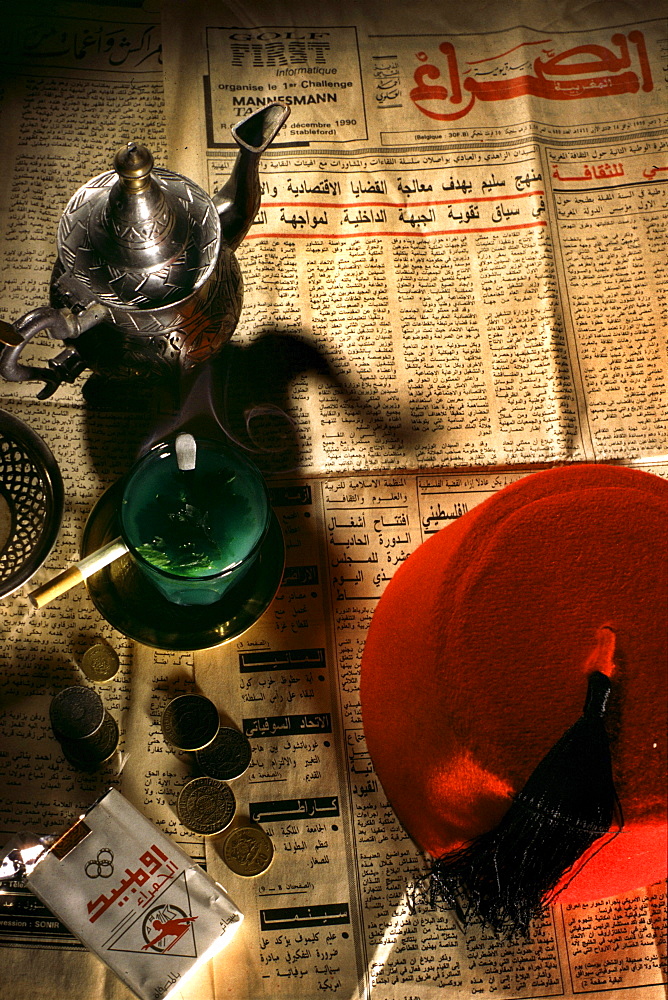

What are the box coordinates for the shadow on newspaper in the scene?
[81,327,428,479]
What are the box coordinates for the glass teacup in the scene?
[120,435,271,607]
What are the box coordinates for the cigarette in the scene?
[29,536,129,609]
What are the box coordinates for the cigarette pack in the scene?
[25,789,242,1000]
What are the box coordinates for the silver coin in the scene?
[196,727,252,780]
[80,642,119,683]
[50,686,104,740]
[161,694,219,751]
[177,777,236,836]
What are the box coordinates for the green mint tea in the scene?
[120,438,270,606]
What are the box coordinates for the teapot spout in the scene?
[213,102,289,251]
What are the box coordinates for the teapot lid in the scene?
[57,143,220,311]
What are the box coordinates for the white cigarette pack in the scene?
[25,788,242,1000]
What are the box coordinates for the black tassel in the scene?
[429,670,622,937]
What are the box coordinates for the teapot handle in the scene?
[0,303,107,399]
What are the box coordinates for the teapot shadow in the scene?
[81,327,427,484]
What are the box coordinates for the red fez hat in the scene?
[360,464,667,932]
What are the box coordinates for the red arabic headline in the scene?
[409,32,653,122]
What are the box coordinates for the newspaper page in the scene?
[163,3,665,998]
[1,453,667,1000]
[0,4,209,998]
[191,460,668,1000]
[0,1,665,999]
[163,0,668,476]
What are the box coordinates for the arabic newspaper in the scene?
[0,1,665,999]
[163,0,668,477]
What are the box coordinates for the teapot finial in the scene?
[89,141,187,271]
[113,142,154,189]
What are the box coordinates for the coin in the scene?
[196,727,252,781]
[222,826,274,877]
[50,686,104,741]
[80,642,119,683]
[177,777,236,836]
[161,694,219,751]
[60,713,119,771]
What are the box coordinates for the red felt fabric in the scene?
[360,465,668,903]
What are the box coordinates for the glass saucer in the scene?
[81,481,284,651]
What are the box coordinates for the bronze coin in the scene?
[80,642,119,683]
[50,686,104,741]
[177,777,236,836]
[196,727,252,780]
[222,826,274,877]
[161,694,219,751]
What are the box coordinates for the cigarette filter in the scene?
[25,788,243,1000]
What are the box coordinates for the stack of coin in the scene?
[163,696,262,851]
[49,685,118,770]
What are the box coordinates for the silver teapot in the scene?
[0,102,289,399]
